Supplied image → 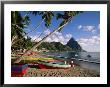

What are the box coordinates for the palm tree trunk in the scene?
[11,19,44,46]
[31,23,68,50]
[26,18,44,34]
[14,18,72,63]
[11,36,17,45]
[33,27,47,41]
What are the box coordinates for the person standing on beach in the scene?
[70,61,74,67]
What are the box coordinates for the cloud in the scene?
[78,25,82,29]
[77,25,99,34]
[83,26,95,31]
[77,36,100,45]
[98,24,100,29]
[30,29,72,45]
[45,31,72,45]
[91,30,96,33]
[77,36,100,52]
[44,29,50,35]
[30,35,42,42]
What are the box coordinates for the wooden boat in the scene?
[22,57,53,61]
[28,63,40,68]
[11,67,28,77]
[11,63,28,77]
[38,61,71,69]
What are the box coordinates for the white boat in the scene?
[64,57,68,58]
[38,61,71,68]
[75,54,78,57]
[71,58,76,59]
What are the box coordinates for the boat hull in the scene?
[38,61,71,69]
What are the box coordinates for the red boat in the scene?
[11,67,28,77]
[11,63,28,77]
[37,61,71,69]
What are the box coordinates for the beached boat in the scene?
[22,57,54,61]
[11,63,28,77]
[38,60,71,69]
[28,63,40,68]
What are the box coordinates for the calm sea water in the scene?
[44,52,100,72]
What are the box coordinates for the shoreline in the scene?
[44,52,100,72]
[11,51,100,77]
[44,55,100,72]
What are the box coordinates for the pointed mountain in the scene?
[66,37,83,52]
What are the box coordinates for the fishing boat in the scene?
[28,63,40,68]
[75,54,78,57]
[38,60,71,69]
[64,57,68,58]
[56,55,64,58]
[87,55,91,57]
[11,63,28,77]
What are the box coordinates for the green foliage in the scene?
[12,36,34,50]
[31,11,54,28]
[37,37,84,52]
[11,11,83,52]
[11,11,30,39]
[56,11,83,32]
[37,42,73,52]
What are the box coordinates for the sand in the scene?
[23,66,100,77]
[12,52,100,77]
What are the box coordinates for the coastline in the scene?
[44,52,100,72]
[11,51,100,77]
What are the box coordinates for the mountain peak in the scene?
[68,37,75,42]
[66,37,83,52]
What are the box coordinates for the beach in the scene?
[11,51,100,77]
[23,66,99,77]
[11,11,100,78]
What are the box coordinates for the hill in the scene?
[36,37,85,52]
[66,37,83,52]
[37,42,72,52]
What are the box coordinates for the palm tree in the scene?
[28,11,82,50]
[14,11,82,63]
[11,11,30,46]
[12,11,54,46]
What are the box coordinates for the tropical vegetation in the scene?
[11,11,83,63]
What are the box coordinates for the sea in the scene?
[44,51,100,72]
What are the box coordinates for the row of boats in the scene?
[11,57,74,77]
[26,57,73,69]
[11,51,92,77]
[51,54,92,59]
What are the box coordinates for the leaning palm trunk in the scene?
[30,21,69,50]
[34,27,48,42]
[11,19,44,46]
[14,19,71,63]
[26,18,44,35]
[11,36,17,46]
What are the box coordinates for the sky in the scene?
[20,11,100,52]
